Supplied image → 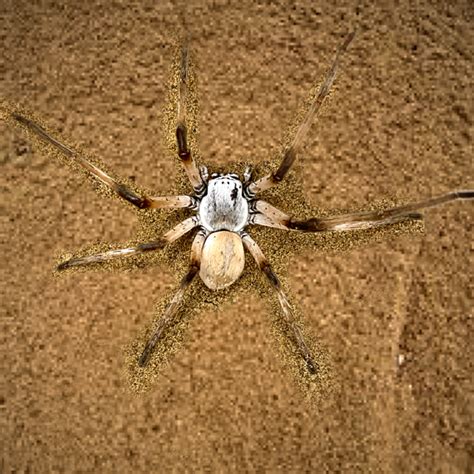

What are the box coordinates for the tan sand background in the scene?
[1,1,473,472]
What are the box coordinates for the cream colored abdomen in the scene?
[199,231,245,290]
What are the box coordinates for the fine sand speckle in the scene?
[1,2,472,473]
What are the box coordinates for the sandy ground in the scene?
[1,1,473,473]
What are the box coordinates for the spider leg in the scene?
[241,232,317,374]
[11,113,157,209]
[57,216,199,270]
[247,31,355,196]
[251,191,474,232]
[248,213,289,230]
[248,200,292,230]
[146,195,198,210]
[176,42,206,194]
[138,229,206,367]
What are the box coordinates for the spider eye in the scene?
[229,173,239,180]
[211,173,219,178]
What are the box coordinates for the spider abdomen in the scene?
[199,231,245,290]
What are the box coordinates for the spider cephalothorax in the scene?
[199,173,248,232]
[9,31,473,374]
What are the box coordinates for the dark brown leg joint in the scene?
[286,218,326,232]
[176,124,190,161]
[116,184,152,209]
[288,212,423,232]
[261,262,281,289]
[137,239,167,252]
[181,264,199,286]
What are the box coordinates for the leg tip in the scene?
[12,112,27,124]
[57,261,70,271]
[138,350,149,368]
[407,212,424,221]
[306,358,318,375]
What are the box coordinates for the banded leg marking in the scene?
[176,43,205,192]
[288,191,473,232]
[247,31,355,195]
[138,230,206,366]
[57,216,199,270]
[250,192,474,233]
[12,113,154,209]
[241,233,317,374]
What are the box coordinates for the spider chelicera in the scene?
[10,31,473,373]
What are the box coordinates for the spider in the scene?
[9,31,473,374]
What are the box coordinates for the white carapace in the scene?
[198,173,248,290]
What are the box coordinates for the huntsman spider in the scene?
[9,31,473,374]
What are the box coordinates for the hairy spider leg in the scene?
[139,230,206,366]
[247,31,355,196]
[57,216,199,270]
[11,113,197,210]
[176,42,206,194]
[241,232,317,374]
[249,192,474,232]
